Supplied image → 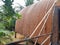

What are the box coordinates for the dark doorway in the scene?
[58,7,60,41]
[51,6,60,45]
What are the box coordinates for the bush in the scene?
[0,0,22,31]
[0,0,22,44]
[0,29,15,45]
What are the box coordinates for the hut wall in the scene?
[15,0,56,45]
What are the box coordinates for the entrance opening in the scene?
[58,8,60,41]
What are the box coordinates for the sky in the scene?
[0,0,38,7]
[0,0,25,6]
[13,0,25,7]
[0,0,39,11]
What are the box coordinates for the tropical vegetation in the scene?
[0,30,15,45]
[0,0,37,45]
[0,0,21,44]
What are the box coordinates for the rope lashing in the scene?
[34,0,57,45]
[29,0,57,39]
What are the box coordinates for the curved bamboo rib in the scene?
[29,0,57,39]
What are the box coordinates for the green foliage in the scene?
[25,0,34,6]
[0,0,22,31]
[0,29,15,45]
[0,0,21,44]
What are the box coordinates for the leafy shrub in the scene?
[0,0,22,31]
[0,29,15,45]
[0,0,22,45]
